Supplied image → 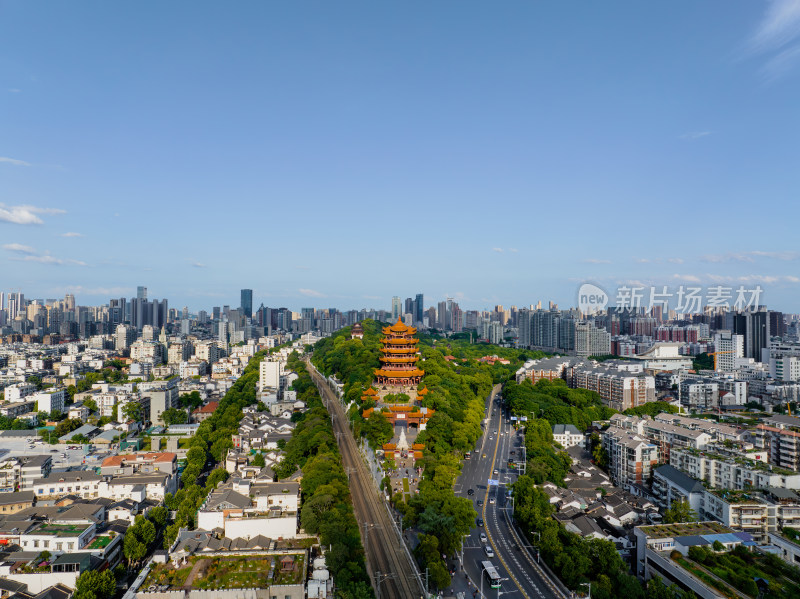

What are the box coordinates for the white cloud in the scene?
[61,232,83,238]
[508,248,519,253]
[701,250,798,263]
[700,252,755,263]
[9,89,21,93]
[750,0,800,54]
[3,243,85,266]
[679,131,712,140]
[60,285,133,296]
[667,258,684,264]
[15,254,87,266]
[191,262,207,268]
[672,274,703,283]
[299,288,325,298]
[2,243,37,255]
[583,258,611,264]
[0,204,66,225]
[747,0,800,79]
[0,156,31,167]
[750,250,799,260]
[492,248,504,253]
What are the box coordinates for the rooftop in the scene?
[638,521,731,539]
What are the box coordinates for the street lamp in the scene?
[459,533,470,568]
[530,531,540,564]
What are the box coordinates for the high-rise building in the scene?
[240,289,253,318]
[770,311,787,340]
[115,324,136,351]
[714,330,744,372]
[137,286,147,300]
[733,309,770,361]
[437,301,447,330]
[415,293,424,324]
[391,297,402,321]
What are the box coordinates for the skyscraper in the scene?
[391,296,402,321]
[415,293,424,324]
[137,286,147,300]
[240,289,253,318]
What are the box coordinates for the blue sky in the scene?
[2,1,800,313]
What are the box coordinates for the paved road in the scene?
[453,386,565,599]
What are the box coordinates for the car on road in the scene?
[493,469,498,475]
[482,454,486,458]
[510,450,515,455]
[489,496,495,504]
[467,488,474,496]
[477,499,483,506]
[476,518,483,527]
[484,545,494,558]
[480,533,487,543]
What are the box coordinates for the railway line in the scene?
[306,358,425,599]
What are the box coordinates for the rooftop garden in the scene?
[142,554,305,590]
[86,535,113,549]
[707,488,763,503]
[674,544,800,598]
[35,523,88,537]
[640,521,730,539]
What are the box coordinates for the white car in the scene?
[480,533,488,543]
[484,545,494,558]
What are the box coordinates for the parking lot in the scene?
[0,437,112,469]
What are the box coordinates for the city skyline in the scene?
[3,3,800,310]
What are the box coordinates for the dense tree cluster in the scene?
[624,401,679,418]
[276,353,374,598]
[505,378,615,432]
[313,322,514,590]
[73,569,116,599]
[162,346,278,548]
[686,544,800,597]
[512,475,648,597]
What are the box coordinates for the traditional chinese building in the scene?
[374,318,424,388]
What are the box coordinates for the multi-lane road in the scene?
[455,385,567,599]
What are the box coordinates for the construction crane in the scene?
[706,351,733,371]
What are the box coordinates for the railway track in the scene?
[306,359,425,599]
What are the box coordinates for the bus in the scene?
[481,560,501,589]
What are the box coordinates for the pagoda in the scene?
[374,317,424,388]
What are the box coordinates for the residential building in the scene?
[139,378,179,425]
[602,426,658,487]
[574,321,611,357]
[751,414,800,472]
[567,364,655,411]
[651,464,705,515]
[552,424,584,448]
[713,330,745,373]
[670,446,800,491]
[31,388,66,414]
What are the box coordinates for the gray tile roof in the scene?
[654,464,705,494]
